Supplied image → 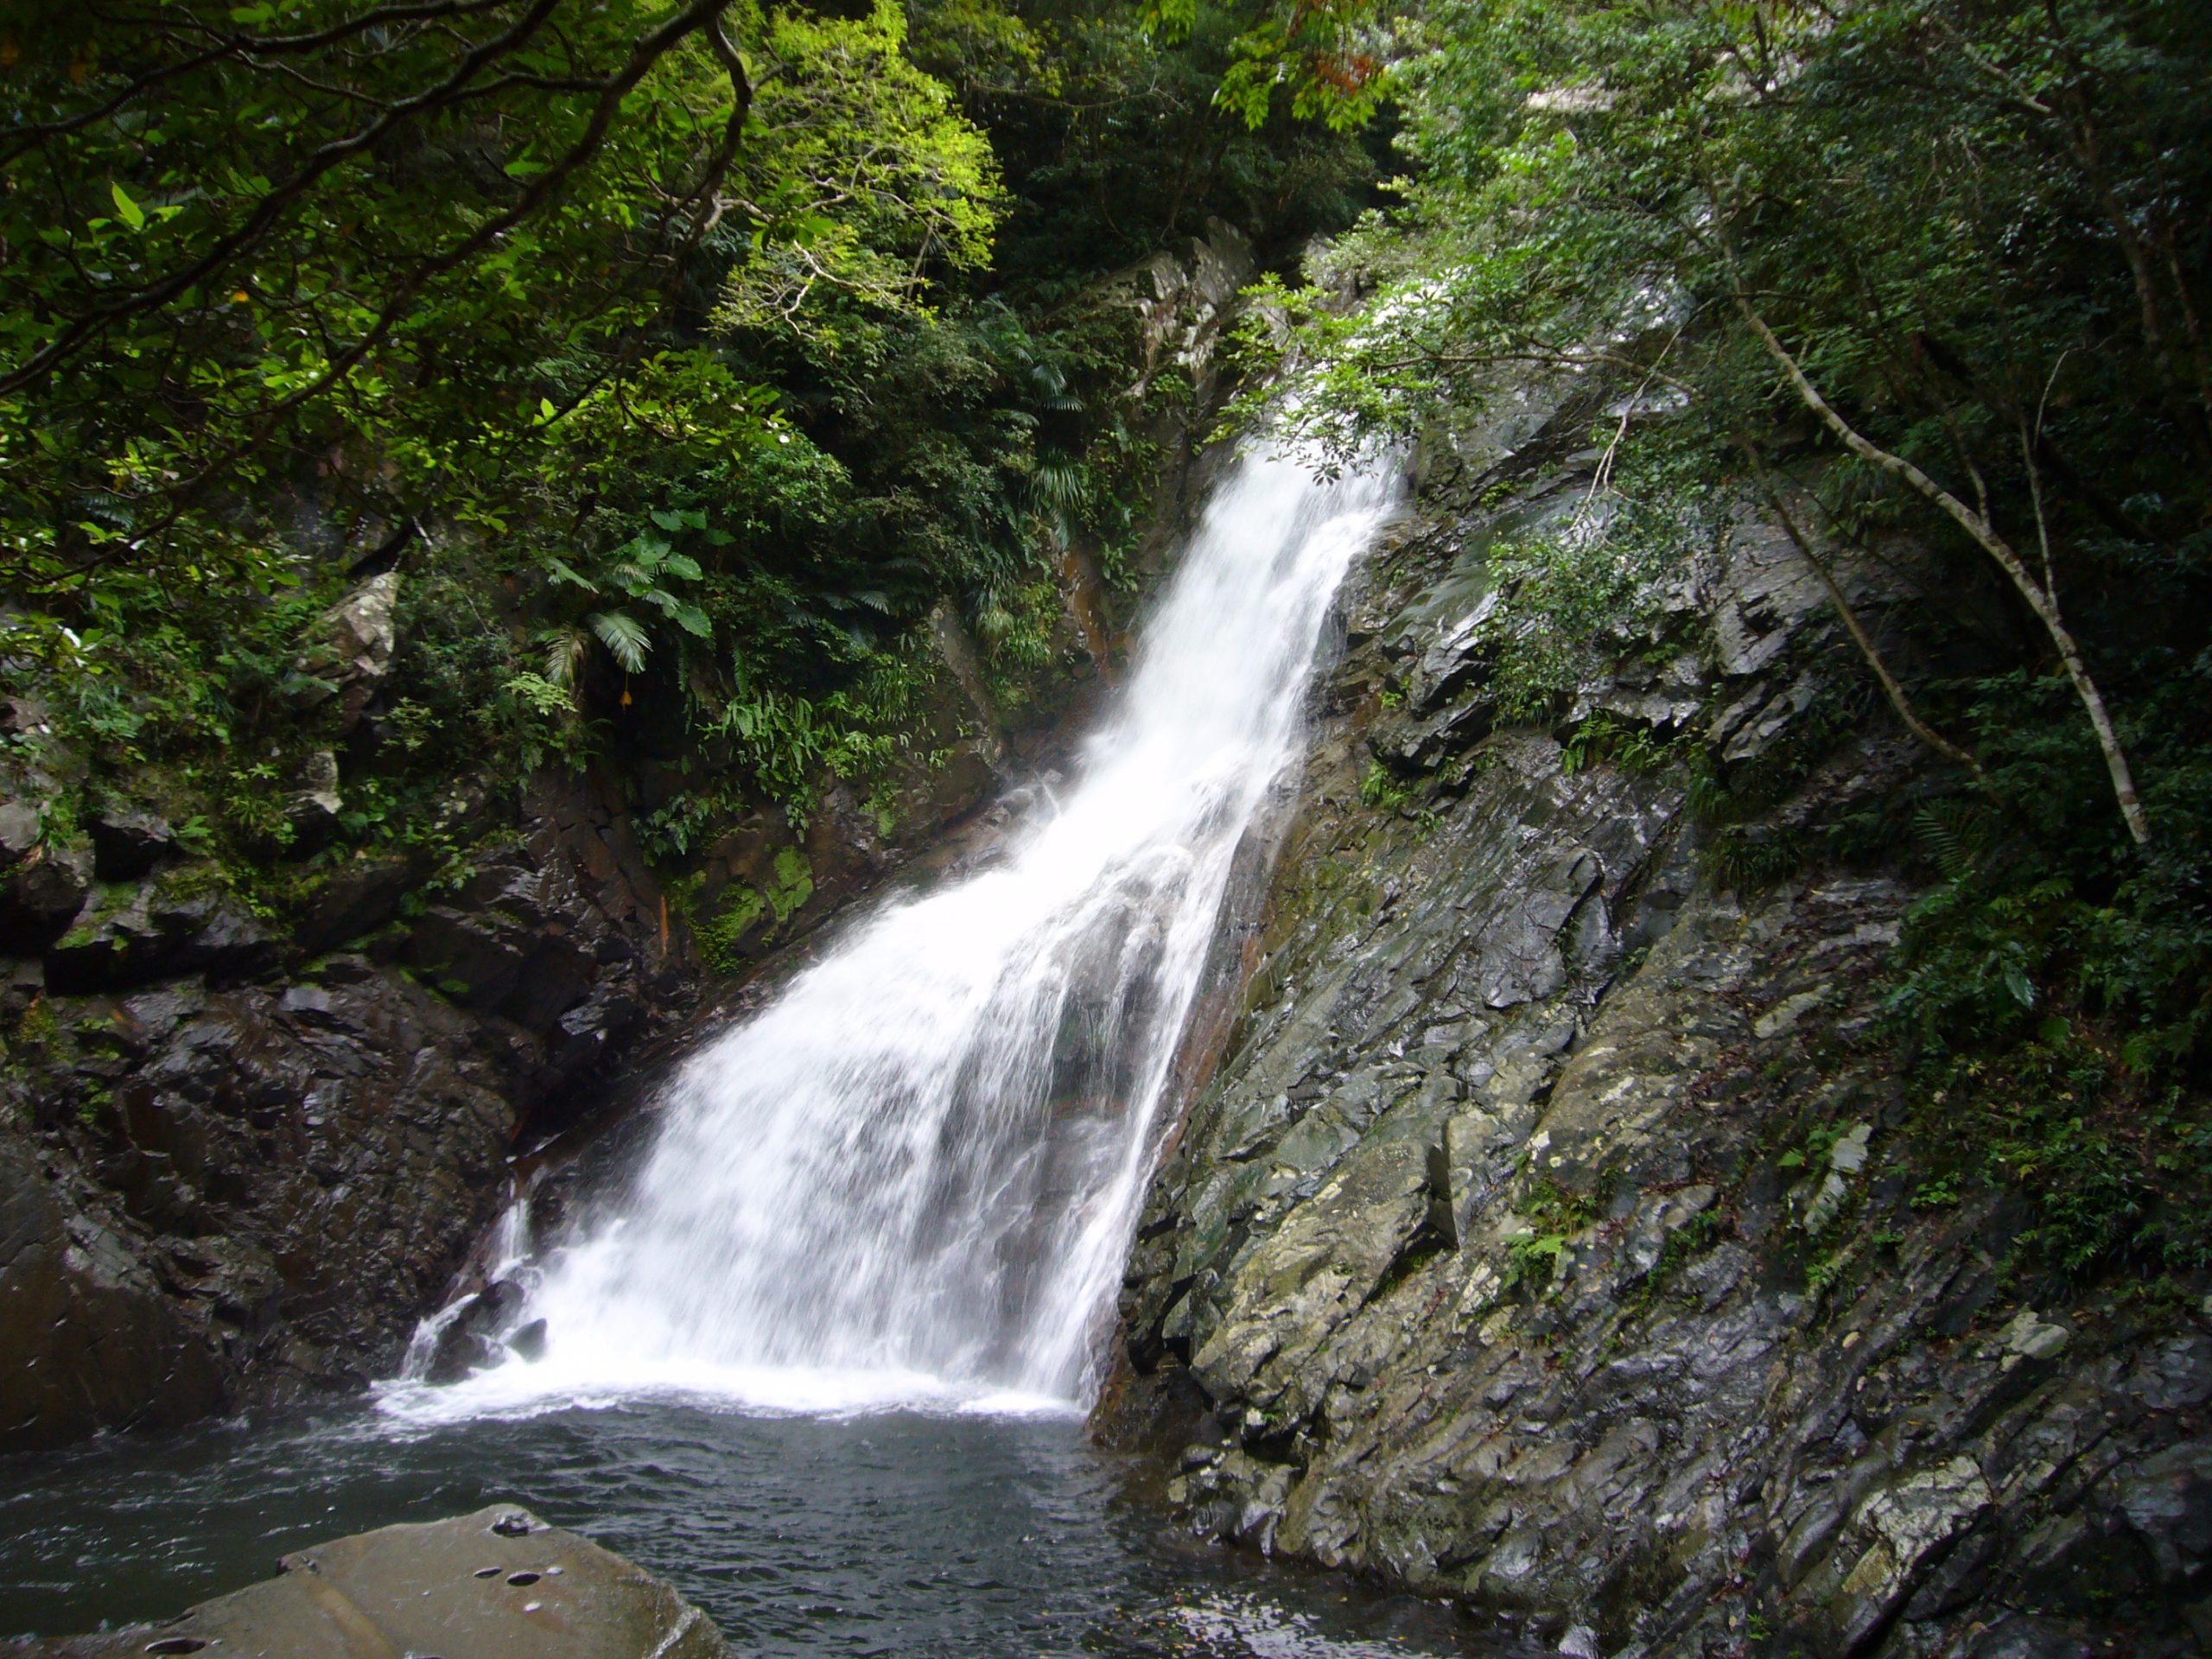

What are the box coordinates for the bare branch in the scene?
[1743,448,1984,781]
[1736,295,2151,846]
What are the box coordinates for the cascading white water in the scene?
[393,444,1399,1421]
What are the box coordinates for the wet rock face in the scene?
[1103,387,2212,1654]
[0,769,690,1449]
[87,807,174,882]
[1,1503,729,1658]
[0,1139,222,1449]
[1,963,518,1427]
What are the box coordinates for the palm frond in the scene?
[589,609,651,674]
[542,625,588,688]
[1913,800,1993,882]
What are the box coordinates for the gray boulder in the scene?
[295,569,401,731]
[0,840,90,953]
[0,801,42,871]
[4,1504,728,1658]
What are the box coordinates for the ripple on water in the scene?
[0,1398,1527,1657]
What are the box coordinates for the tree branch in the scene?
[1735,295,2150,845]
[1742,448,1983,781]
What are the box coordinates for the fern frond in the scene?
[1913,800,1993,882]
[542,626,588,688]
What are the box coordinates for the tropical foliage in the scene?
[0,0,1382,877]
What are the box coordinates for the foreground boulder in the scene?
[2,1504,728,1658]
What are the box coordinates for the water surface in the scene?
[0,1397,1513,1656]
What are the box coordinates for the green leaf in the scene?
[110,183,146,231]
[673,602,714,639]
[661,553,703,582]
[542,627,588,687]
[588,610,651,673]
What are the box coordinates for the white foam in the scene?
[373,1355,1080,1430]
[395,442,1402,1421]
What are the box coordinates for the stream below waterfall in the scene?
[0,1401,1525,1655]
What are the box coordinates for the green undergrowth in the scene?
[1901,1032,2212,1286]
[1501,1178,1602,1296]
[668,848,818,979]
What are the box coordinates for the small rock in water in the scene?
[508,1317,549,1363]
[423,1280,529,1382]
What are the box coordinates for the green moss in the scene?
[766,847,814,922]
[75,1080,112,1128]
[14,995,60,1053]
[694,886,768,978]
[670,853,818,981]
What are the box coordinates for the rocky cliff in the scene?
[0,759,703,1444]
[1101,377,2212,1657]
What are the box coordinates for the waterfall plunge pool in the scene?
[0,1395,1521,1656]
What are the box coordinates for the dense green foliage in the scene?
[0,0,1381,883]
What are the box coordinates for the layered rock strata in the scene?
[1103,382,2212,1656]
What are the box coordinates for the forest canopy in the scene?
[0,0,1382,861]
[1244,0,2212,1116]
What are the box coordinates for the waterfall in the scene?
[391,444,1400,1421]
